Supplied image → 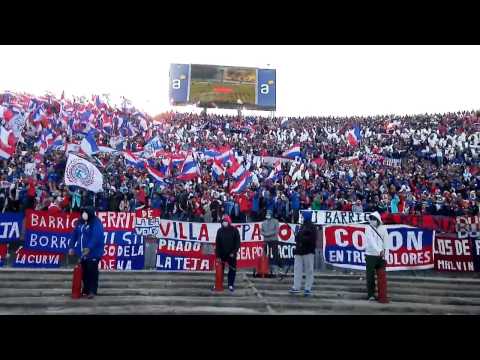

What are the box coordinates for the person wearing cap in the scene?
[68,207,105,299]
[289,210,318,296]
[365,211,389,301]
[215,215,241,292]
[261,210,283,276]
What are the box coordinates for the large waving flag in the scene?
[282,145,301,159]
[347,126,362,146]
[123,151,145,169]
[144,135,163,152]
[100,112,113,132]
[80,133,99,156]
[4,112,26,138]
[0,126,16,159]
[215,146,233,163]
[177,153,200,181]
[203,148,220,160]
[267,160,283,181]
[230,172,252,194]
[170,153,186,168]
[211,159,225,181]
[64,153,103,193]
[50,135,65,151]
[146,165,166,184]
[226,156,246,180]
[37,128,54,155]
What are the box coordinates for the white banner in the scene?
[135,219,298,244]
[64,153,103,193]
[301,210,371,225]
[10,114,26,138]
[24,162,35,176]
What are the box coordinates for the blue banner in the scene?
[100,243,144,270]
[323,224,435,271]
[24,211,145,270]
[24,231,72,253]
[0,212,23,243]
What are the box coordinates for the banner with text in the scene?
[23,210,144,270]
[154,220,298,271]
[434,233,479,272]
[302,210,371,225]
[456,215,480,233]
[13,247,64,268]
[135,209,162,238]
[323,224,435,271]
[97,211,144,270]
[0,212,24,243]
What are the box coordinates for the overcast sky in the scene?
[1,45,479,117]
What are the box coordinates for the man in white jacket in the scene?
[365,212,389,301]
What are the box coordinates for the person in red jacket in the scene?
[26,177,36,209]
[136,186,146,209]
[238,192,252,222]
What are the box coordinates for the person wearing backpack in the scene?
[289,210,318,297]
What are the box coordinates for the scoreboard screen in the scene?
[169,64,276,111]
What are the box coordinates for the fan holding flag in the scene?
[347,126,362,147]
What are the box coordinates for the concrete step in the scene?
[2,268,480,284]
[1,269,479,314]
[252,283,480,298]
[1,279,478,300]
[266,298,480,315]
[0,287,254,298]
[260,289,480,306]
[2,270,479,288]
[0,294,477,315]
[0,295,270,312]
[0,305,265,315]
[2,287,479,307]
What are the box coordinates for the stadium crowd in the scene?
[1,91,480,222]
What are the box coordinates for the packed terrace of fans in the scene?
[1,91,480,223]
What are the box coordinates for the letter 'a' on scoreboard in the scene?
[169,64,190,105]
[256,69,276,111]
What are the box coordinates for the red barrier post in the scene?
[71,263,83,299]
[376,268,389,303]
[213,259,224,291]
[256,245,270,278]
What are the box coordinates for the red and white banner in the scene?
[155,220,298,271]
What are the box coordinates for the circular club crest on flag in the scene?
[66,158,95,187]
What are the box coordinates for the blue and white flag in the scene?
[64,153,103,193]
[80,133,99,156]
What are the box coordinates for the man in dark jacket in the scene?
[289,210,317,296]
[68,206,105,299]
[215,215,240,292]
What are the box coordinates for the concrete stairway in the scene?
[0,269,480,314]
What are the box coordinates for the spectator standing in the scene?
[365,212,389,301]
[261,210,283,276]
[68,207,105,299]
[214,215,240,292]
[289,211,317,296]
